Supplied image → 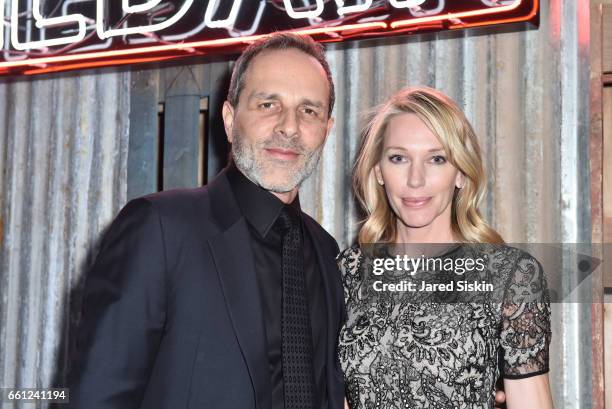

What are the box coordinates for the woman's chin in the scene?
[397,215,435,231]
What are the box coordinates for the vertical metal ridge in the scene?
[0,69,130,404]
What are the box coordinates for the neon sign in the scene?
[0,0,538,76]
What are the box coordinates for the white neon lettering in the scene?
[10,0,86,50]
[480,0,518,6]
[229,0,265,37]
[204,0,243,29]
[0,0,519,55]
[122,0,162,14]
[96,0,194,39]
[389,0,427,8]
[58,0,112,51]
[156,0,257,42]
[334,0,373,16]
[283,0,324,19]
[408,0,444,17]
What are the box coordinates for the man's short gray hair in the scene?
[227,33,335,117]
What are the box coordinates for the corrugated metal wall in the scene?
[0,0,597,407]
[0,70,131,408]
[298,0,594,406]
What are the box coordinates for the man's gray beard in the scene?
[232,130,323,193]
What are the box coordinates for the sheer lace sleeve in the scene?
[500,252,552,379]
[336,245,362,304]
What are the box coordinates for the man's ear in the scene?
[322,116,335,144]
[222,101,235,143]
[323,117,334,145]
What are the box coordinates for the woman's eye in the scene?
[388,154,404,163]
[432,155,447,164]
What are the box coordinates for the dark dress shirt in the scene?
[227,165,328,409]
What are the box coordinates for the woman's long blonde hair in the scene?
[354,87,503,245]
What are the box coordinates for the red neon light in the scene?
[390,0,524,29]
[21,55,180,75]
[0,22,388,71]
[448,0,539,30]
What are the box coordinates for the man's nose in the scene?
[274,109,299,138]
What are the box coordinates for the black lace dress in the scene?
[338,244,551,409]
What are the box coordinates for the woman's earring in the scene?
[377,179,384,186]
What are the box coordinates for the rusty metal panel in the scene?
[604,5,612,73]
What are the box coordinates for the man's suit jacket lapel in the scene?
[206,170,272,409]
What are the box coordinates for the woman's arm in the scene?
[500,253,553,409]
[504,373,554,409]
[344,398,350,409]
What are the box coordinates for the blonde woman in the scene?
[338,87,553,409]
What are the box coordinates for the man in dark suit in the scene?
[68,33,345,409]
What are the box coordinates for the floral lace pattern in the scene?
[338,245,551,409]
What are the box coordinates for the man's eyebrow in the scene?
[250,92,279,100]
[301,99,324,109]
[248,92,326,110]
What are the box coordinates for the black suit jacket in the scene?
[68,168,346,409]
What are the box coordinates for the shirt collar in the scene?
[226,164,302,237]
